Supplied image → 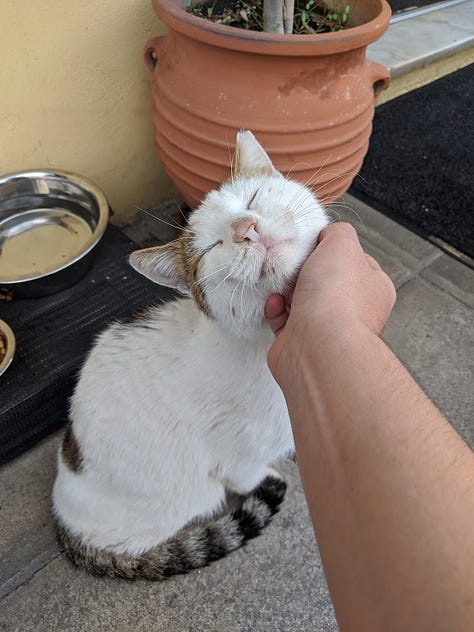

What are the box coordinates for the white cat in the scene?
[52,131,329,579]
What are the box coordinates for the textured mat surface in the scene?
[0,225,173,464]
[388,0,439,12]
[350,65,474,260]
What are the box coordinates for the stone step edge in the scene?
[368,0,473,79]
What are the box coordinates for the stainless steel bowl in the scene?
[0,319,15,376]
[0,170,109,298]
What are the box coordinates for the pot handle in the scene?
[370,61,391,102]
[143,36,167,74]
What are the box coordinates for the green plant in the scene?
[296,0,352,33]
[186,0,354,34]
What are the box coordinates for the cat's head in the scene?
[129,131,329,337]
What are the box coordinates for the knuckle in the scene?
[334,222,358,238]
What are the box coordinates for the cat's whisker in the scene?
[229,279,243,319]
[134,206,184,231]
[318,193,358,213]
[183,226,197,238]
[286,154,355,211]
[326,208,342,224]
[289,204,326,225]
[250,282,264,298]
[207,267,235,294]
[291,172,342,208]
[307,174,358,210]
[326,208,342,223]
[283,161,312,180]
[284,177,324,212]
[225,134,235,182]
[191,261,233,290]
[285,154,336,208]
[173,199,189,224]
[324,198,365,229]
[239,280,247,322]
[285,185,314,212]
[300,154,334,188]
[312,170,358,195]
[351,172,370,187]
[275,180,289,215]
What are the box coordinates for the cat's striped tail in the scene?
[54,475,286,580]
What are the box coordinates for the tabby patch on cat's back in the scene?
[52,130,329,580]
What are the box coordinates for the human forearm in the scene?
[281,330,474,632]
[265,224,474,629]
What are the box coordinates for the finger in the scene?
[265,293,285,318]
[265,294,288,335]
[364,254,396,305]
[365,253,382,271]
[317,221,359,244]
[309,223,363,266]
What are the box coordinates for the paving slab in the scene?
[367,1,474,78]
[358,235,412,288]
[329,194,441,269]
[1,195,472,631]
[0,434,61,589]
[383,276,474,448]
[0,460,337,632]
[331,194,474,301]
[421,252,474,308]
[121,198,184,247]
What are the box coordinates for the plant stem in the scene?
[283,0,295,33]
[263,0,284,33]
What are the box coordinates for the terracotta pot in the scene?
[145,0,391,209]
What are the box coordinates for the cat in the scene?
[52,130,329,579]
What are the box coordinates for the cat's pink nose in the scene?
[232,217,260,243]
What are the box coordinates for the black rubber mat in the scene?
[0,225,173,464]
[350,65,474,260]
[388,0,439,13]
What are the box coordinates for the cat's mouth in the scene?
[259,236,318,301]
[230,232,314,295]
[249,236,295,267]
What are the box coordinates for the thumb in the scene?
[265,294,288,336]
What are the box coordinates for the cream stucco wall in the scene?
[0,0,174,225]
[3,2,471,227]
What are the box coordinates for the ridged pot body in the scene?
[146,0,391,208]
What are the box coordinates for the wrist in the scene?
[270,319,385,403]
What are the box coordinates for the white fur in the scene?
[193,172,327,337]
[53,131,329,556]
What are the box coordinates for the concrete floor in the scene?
[0,195,473,631]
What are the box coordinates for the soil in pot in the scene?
[186,0,353,34]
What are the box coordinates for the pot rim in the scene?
[152,0,392,55]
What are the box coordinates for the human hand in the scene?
[265,222,396,384]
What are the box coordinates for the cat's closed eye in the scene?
[202,240,223,254]
[247,189,259,209]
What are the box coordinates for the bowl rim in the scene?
[0,319,16,376]
[0,169,109,285]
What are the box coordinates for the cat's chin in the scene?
[272,269,299,302]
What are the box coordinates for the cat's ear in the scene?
[128,240,190,295]
[234,130,279,178]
